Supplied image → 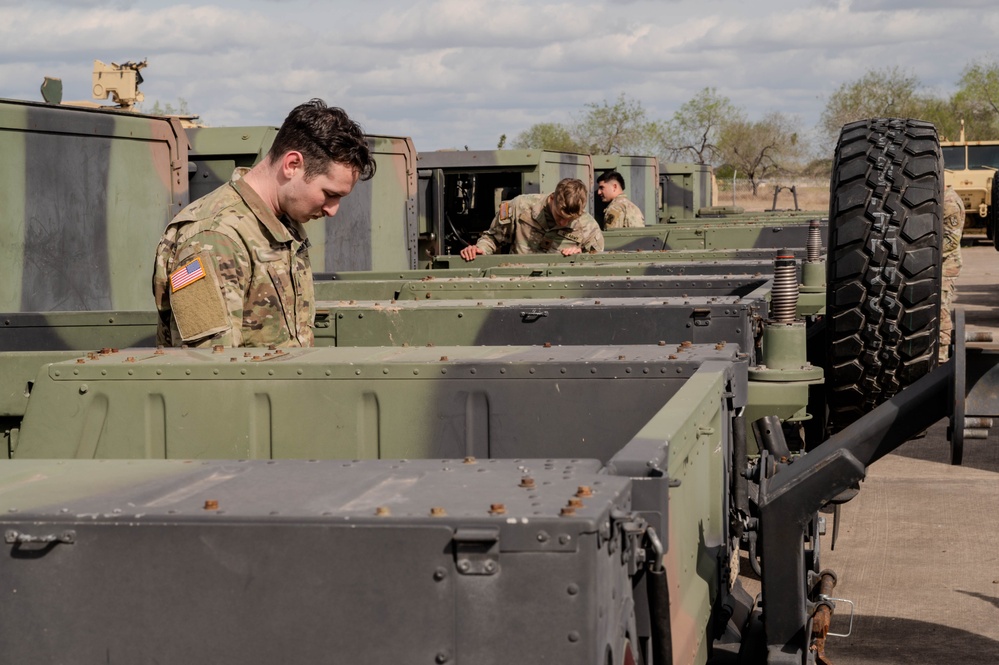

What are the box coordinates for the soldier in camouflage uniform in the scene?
[939,184,965,361]
[596,170,645,229]
[459,178,603,261]
[153,99,376,348]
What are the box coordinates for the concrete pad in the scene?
[820,244,999,663]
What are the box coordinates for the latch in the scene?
[5,529,76,545]
[314,312,332,329]
[609,510,649,576]
[520,310,548,323]
[453,527,500,575]
[691,308,712,327]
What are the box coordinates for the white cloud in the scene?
[0,0,995,151]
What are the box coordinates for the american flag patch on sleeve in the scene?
[170,257,207,293]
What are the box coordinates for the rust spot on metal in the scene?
[375,506,391,517]
[567,498,583,509]
[430,506,447,517]
[100,348,113,355]
[560,506,576,517]
[544,342,552,348]
[125,357,136,363]
[489,503,506,515]
[715,341,726,350]
[658,340,666,346]
[440,355,449,362]
[668,354,678,360]
[681,341,693,347]
[463,456,477,464]
[212,345,224,353]
[154,347,165,355]
[576,485,593,498]
[203,500,219,510]
[519,476,536,489]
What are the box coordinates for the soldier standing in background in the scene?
[152,99,376,348]
[460,178,603,260]
[596,170,645,228]
[939,184,965,361]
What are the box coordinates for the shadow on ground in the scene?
[890,420,999,474]
[827,614,999,664]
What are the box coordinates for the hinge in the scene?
[452,527,500,575]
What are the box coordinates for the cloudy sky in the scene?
[2,0,997,155]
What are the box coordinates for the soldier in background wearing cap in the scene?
[939,184,965,361]
[460,178,604,261]
[152,99,376,348]
[596,170,645,229]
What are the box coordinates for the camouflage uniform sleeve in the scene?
[603,200,623,229]
[578,215,604,252]
[475,201,515,255]
[169,230,252,348]
[942,189,965,259]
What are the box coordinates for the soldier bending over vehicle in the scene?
[460,178,603,261]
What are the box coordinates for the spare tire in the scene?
[825,118,943,433]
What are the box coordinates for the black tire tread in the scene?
[825,118,943,432]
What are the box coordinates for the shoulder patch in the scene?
[499,201,511,220]
[170,257,208,293]
[169,253,230,342]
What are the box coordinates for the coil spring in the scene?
[772,253,799,323]
[807,219,822,262]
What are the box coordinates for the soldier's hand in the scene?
[460,245,484,261]
[561,246,583,257]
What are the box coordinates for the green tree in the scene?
[819,67,922,144]
[720,111,805,196]
[658,87,742,164]
[952,56,999,139]
[148,98,192,116]
[572,93,658,154]
[512,122,585,152]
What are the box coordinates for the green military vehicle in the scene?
[0,73,991,664]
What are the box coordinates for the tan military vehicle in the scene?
[941,123,999,238]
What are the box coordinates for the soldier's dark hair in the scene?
[596,170,626,190]
[552,178,588,219]
[268,99,376,181]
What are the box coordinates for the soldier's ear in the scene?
[280,151,306,178]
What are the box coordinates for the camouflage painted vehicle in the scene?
[0,89,990,665]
